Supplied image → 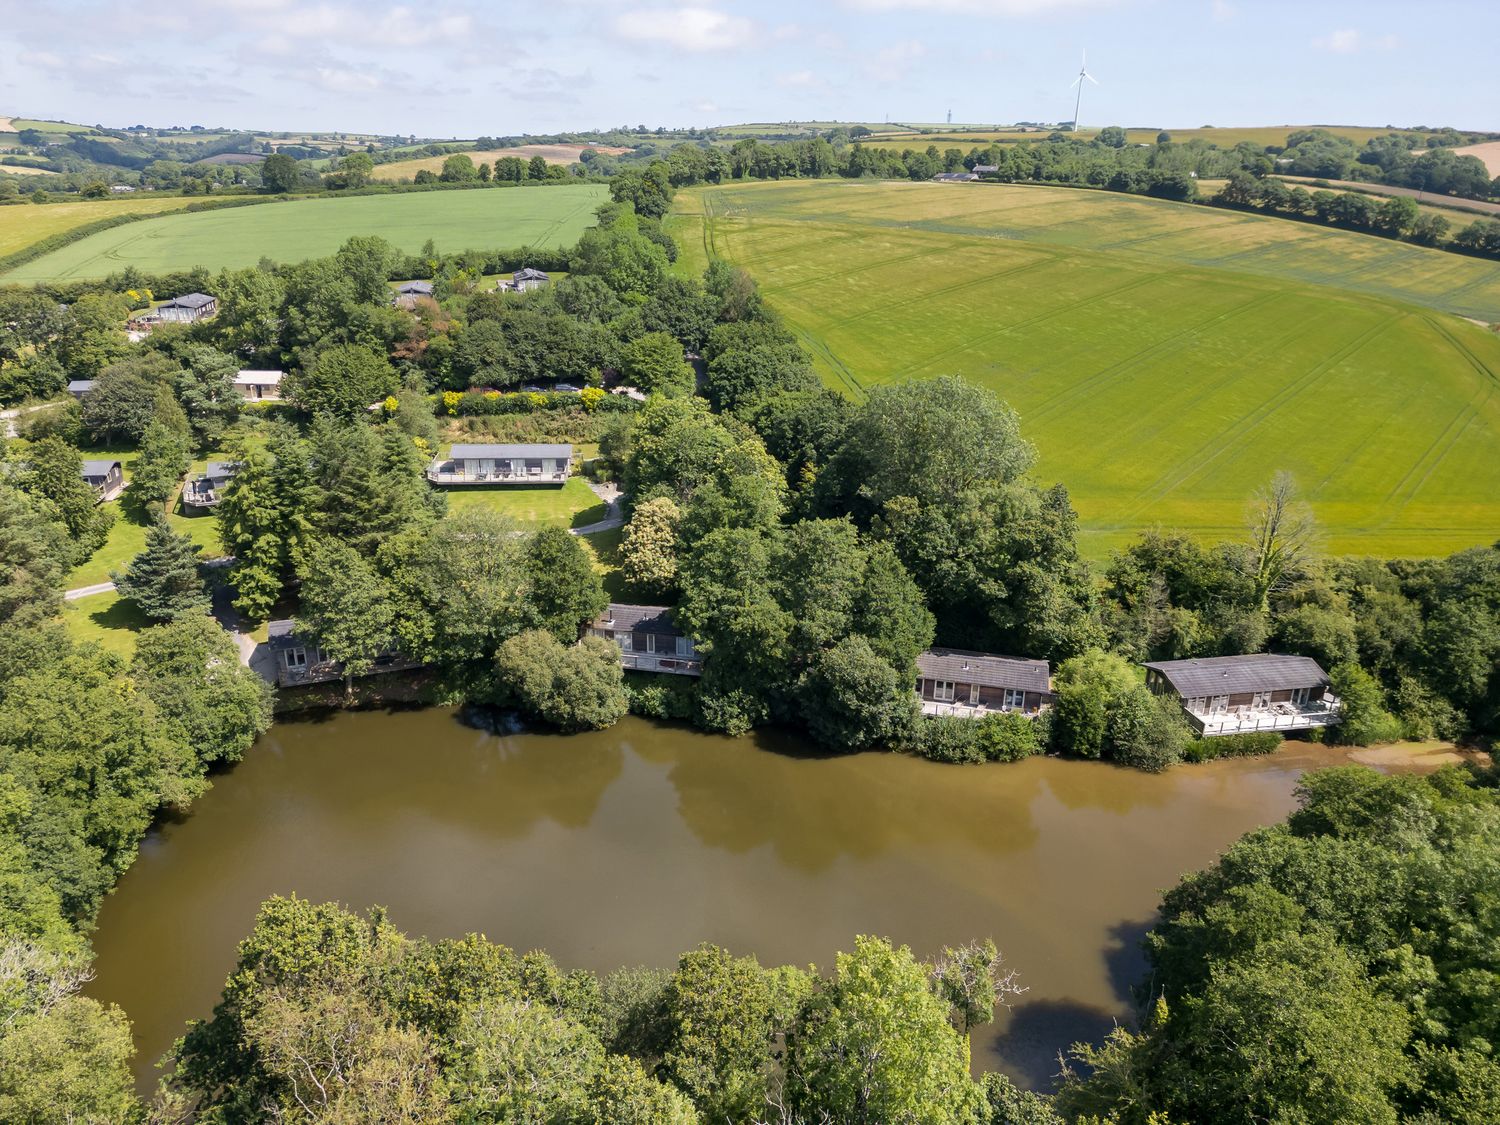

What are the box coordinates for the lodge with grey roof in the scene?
[156,293,218,323]
[586,603,701,676]
[183,461,240,511]
[427,443,572,486]
[81,459,124,502]
[915,647,1053,718]
[1144,653,1342,736]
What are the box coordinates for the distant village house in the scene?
[233,369,283,401]
[916,648,1053,718]
[586,604,702,676]
[156,293,218,323]
[427,443,572,486]
[66,379,95,398]
[512,267,550,293]
[1143,654,1342,736]
[393,280,434,309]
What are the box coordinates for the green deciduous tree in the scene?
[298,537,396,687]
[291,343,400,417]
[788,935,984,1125]
[620,496,681,599]
[131,616,272,768]
[261,152,300,193]
[494,630,629,731]
[523,526,608,644]
[620,331,694,397]
[127,418,189,508]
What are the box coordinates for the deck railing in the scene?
[1186,700,1342,737]
[618,651,703,677]
[426,468,569,485]
[919,699,1042,720]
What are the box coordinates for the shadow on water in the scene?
[1104,916,1155,1010]
[986,997,1122,1091]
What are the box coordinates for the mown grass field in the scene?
[0,195,204,258]
[4,185,608,281]
[671,180,1500,558]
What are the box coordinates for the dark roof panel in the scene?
[162,292,215,308]
[916,648,1051,694]
[80,459,120,476]
[449,443,572,460]
[590,603,684,637]
[1143,654,1330,698]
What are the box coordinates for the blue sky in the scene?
[2,1,1495,137]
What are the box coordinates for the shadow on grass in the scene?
[570,502,609,528]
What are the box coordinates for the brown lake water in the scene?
[87,708,1400,1090]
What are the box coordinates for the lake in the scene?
[87,707,1409,1089]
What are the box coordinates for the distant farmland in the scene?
[374,145,631,180]
[859,125,1449,152]
[0,195,203,258]
[671,180,1500,558]
[3,185,608,281]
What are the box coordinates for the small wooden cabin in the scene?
[586,603,701,676]
[915,648,1052,718]
[156,293,218,323]
[81,459,124,503]
[1143,654,1342,736]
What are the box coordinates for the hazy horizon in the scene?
[3,0,1495,138]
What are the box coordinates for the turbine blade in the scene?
[1070,75,1082,87]
[1086,73,1100,85]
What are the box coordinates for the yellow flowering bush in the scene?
[441,390,462,416]
[579,387,606,412]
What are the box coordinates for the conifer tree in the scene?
[113,520,209,622]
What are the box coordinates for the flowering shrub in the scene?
[441,390,462,416]
[383,395,400,415]
[579,386,606,412]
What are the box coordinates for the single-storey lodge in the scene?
[182,461,239,511]
[156,293,218,323]
[81,459,124,502]
[1144,653,1342,736]
[233,370,283,401]
[915,647,1053,718]
[67,379,95,398]
[427,443,572,486]
[393,280,434,308]
[586,603,702,676]
[266,619,423,688]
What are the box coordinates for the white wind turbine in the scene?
[1070,51,1099,133]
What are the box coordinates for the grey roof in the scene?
[1143,654,1331,698]
[513,268,550,282]
[161,292,215,309]
[267,618,303,649]
[448,443,572,460]
[916,648,1051,694]
[234,369,283,385]
[972,164,999,172]
[396,280,434,295]
[204,460,240,479]
[932,172,978,182]
[80,459,120,476]
[591,603,685,637]
[67,379,95,392]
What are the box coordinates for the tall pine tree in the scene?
[113,520,209,622]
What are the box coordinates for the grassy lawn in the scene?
[671,180,1500,559]
[441,476,606,528]
[61,591,146,659]
[5,184,607,282]
[0,195,202,258]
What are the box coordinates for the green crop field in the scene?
[670,179,1500,558]
[0,195,204,258]
[4,185,608,281]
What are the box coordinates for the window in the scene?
[1209,695,1229,714]
[1291,686,1310,705]
[644,633,658,654]
[618,632,632,652]
[676,635,695,657]
[286,647,307,669]
[1003,688,1024,710]
[932,680,955,702]
[969,683,980,705]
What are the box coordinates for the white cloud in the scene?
[613,7,754,50]
[776,69,820,88]
[841,0,1114,13]
[1313,28,1398,54]
[1210,0,1234,22]
[309,65,382,94]
[867,38,928,79]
